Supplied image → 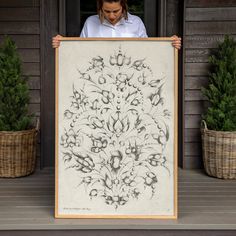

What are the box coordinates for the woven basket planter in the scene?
[0,127,38,178]
[201,121,236,179]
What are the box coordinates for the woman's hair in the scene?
[97,0,128,22]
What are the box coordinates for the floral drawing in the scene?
[60,47,171,209]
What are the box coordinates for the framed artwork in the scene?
[55,38,178,219]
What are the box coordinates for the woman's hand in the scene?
[171,35,181,50]
[52,34,63,48]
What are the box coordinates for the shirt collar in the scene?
[102,13,133,27]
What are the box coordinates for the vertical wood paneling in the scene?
[40,0,59,167]
[183,0,236,168]
[166,0,180,36]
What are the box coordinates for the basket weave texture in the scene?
[201,121,236,179]
[0,128,37,178]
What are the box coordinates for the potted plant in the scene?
[0,36,38,177]
[201,35,236,179]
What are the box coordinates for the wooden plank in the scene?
[185,101,206,114]
[0,0,39,7]
[0,22,39,34]
[185,114,201,128]
[179,187,236,192]
[184,35,236,49]
[180,182,236,187]
[185,76,208,90]
[185,90,205,101]
[29,104,40,116]
[28,76,40,90]
[185,22,236,35]
[179,202,236,207]
[0,182,54,188]
[0,8,39,21]
[0,211,53,219]
[185,49,211,63]
[166,0,179,36]
[0,186,53,191]
[179,190,236,197]
[0,231,236,236]
[40,0,59,167]
[180,177,236,183]
[0,175,54,182]
[0,201,53,207]
[22,63,40,76]
[180,208,236,213]
[183,155,203,169]
[186,7,236,21]
[185,0,236,7]
[185,63,209,76]
[184,128,201,142]
[0,206,54,215]
[29,90,40,103]
[18,49,40,63]
[0,192,53,197]
[0,35,40,48]
[2,169,236,231]
[185,142,201,156]
[179,175,236,183]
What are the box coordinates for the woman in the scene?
[52,0,181,49]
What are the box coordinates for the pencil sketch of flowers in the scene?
[60,47,171,209]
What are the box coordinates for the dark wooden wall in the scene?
[0,0,40,117]
[40,0,58,167]
[3,0,236,169]
[166,0,184,168]
[0,0,40,118]
[183,0,236,168]
[0,0,59,167]
[0,0,41,159]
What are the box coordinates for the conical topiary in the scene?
[0,36,32,131]
[202,35,236,131]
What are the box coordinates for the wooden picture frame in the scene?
[55,38,178,219]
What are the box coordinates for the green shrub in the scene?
[0,36,32,131]
[202,35,236,131]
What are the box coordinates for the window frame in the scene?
[59,0,163,37]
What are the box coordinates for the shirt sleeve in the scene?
[80,20,88,38]
[138,20,148,38]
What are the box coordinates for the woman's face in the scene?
[102,1,123,25]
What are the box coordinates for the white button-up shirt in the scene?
[80,13,148,38]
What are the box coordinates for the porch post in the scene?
[40,0,59,167]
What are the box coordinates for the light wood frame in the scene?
[55,38,178,219]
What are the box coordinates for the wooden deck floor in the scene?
[0,168,236,232]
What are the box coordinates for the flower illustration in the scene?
[125,142,141,161]
[101,90,114,104]
[88,116,104,129]
[110,150,123,173]
[148,153,166,167]
[90,56,104,70]
[60,129,82,148]
[91,137,108,153]
[109,50,131,67]
[144,172,158,186]
[107,112,130,136]
[71,85,89,109]
[60,47,170,209]
[64,109,74,119]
